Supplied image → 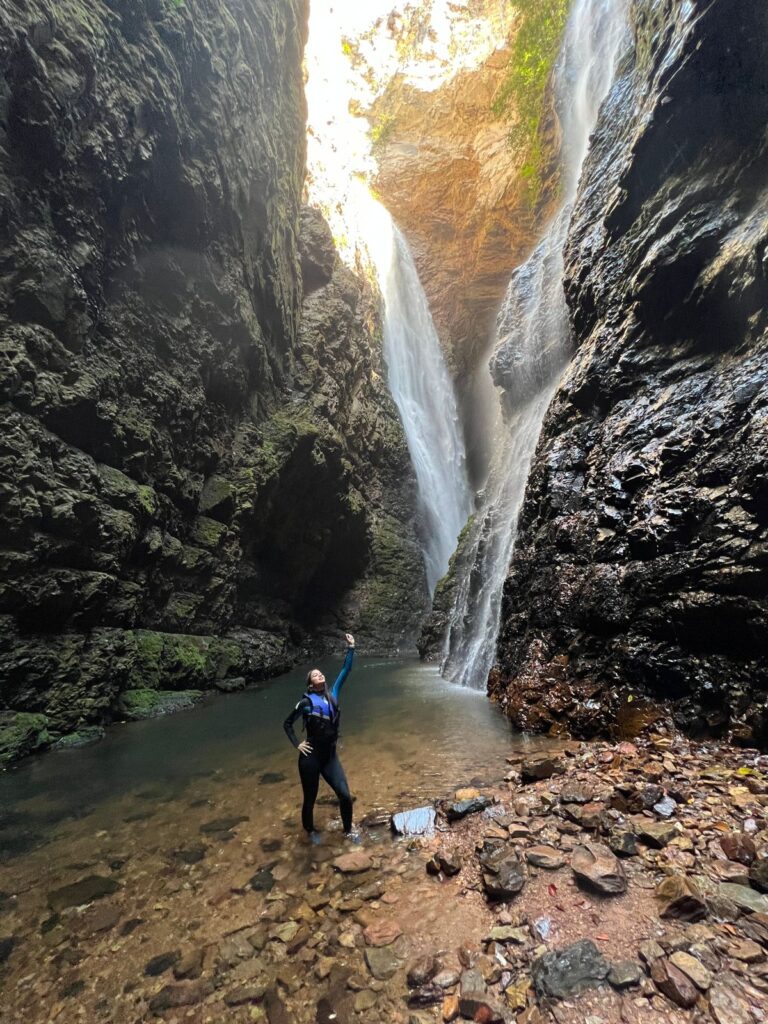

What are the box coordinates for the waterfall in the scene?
[364,197,473,595]
[441,0,628,688]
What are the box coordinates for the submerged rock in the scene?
[444,796,492,821]
[48,876,120,912]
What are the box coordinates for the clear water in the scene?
[441,0,629,689]
[0,658,554,863]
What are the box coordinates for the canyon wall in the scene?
[0,0,425,763]
[491,0,768,745]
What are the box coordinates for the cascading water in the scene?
[441,0,629,688]
[364,196,473,594]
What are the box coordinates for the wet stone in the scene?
[199,815,248,835]
[172,844,207,865]
[332,851,373,874]
[521,756,564,783]
[391,806,436,836]
[364,936,408,980]
[407,984,443,1007]
[571,843,627,895]
[121,917,143,936]
[0,935,15,964]
[249,868,275,892]
[144,949,181,977]
[48,875,120,912]
[444,796,492,822]
[531,939,611,999]
[407,954,439,988]
[174,948,204,980]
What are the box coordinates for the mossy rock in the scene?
[0,712,51,766]
[50,725,106,751]
[199,475,235,521]
[189,516,228,550]
[118,689,204,721]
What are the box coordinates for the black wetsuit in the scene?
[283,648,354,833]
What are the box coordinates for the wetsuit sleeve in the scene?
[331,647,355,702]
[284,698,310,748]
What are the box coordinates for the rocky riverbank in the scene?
[1,728,767,1023]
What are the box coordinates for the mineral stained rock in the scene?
[491,0,768,745]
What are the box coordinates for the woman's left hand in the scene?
[345,633,355,648]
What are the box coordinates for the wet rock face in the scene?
[492,0,768,745]
[0,0,426,760]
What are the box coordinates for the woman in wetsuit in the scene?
[283,633,355,838]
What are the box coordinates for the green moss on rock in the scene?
[118,688,204,721]
[0,712,51,766]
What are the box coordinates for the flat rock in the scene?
[716,882,768,914]
[391,806,436,836]
[571,843,627,895]
[248,868,275,892]
[559,782,595,804]
[149,980,211,1013]
[48,875,120,912]
[145,950,181,977]
[531,939,610,999]
[199,816,248,835]
[363,919,402,947]
[332,851,373,874]
[650,958,697,1008]
[525,846,564,870]
[709,977,755,1024]
[669,950,712,990]
[607,829,638,857]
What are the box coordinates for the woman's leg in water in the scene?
[321,753,353,833]
[298,752,321,832]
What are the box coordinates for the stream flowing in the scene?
[441,0,629,689]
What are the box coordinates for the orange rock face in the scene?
[371,47,558,374]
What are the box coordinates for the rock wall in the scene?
[491,0,768,745]
[0,0,426,763]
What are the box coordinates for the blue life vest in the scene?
[303,691,339,725]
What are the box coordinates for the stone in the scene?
[637,821,678,848]
[332,851,373,874]
[656,874,707,921]
[407,985,443,1007]
[354,989,378,1012]
[145,950,181,977]
[638,940,665,966]
[716,882,768,914]
[174,948,204,980]
[607,960,642,988]
[669,951,712,990]
[521,756,563,783]
[363,919,402,947]
[653,796,677,818]
[503,975,530,1010]
[749,856,768,892]
[531,940,611,999]
[444,796,492,821]
[442,994,460,1022]
[149,981,211,1013]
[48,876,120,912]
[249,868,275,893]
[364,937,408,980]
[433,969,460,988]
[559,782,595,804]
[403,955,438,990]
[486,926,529,945]
[607,829,638,857]
[708,977,755,1024]
[525,846,564,869]
[650,958,697,1008]
[481,854,526,900]
[224,983,268,1006]
[200,816,248,835]
[570,843,627,895]
[74,903,120,935]
[720,833,757,865]
[437,850,462,876]
[391,807,436,836]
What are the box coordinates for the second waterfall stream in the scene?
[441,0,630,688]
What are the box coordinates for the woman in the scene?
[283,633,356,839]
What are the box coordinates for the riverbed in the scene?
[0,657,554,1022]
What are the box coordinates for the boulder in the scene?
[656,874,707,921]
[650,958,697,1008]
[444,796,492,821]
[531,940,610,999]
[391,806,436,836]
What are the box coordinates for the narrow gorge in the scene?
[0,1,767,1023]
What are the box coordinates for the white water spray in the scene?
[442,0,628,688]
[362,195,472,595]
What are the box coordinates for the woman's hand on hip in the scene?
[298,741,313,756]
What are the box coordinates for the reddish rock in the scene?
[719,832,757,865]
[650,958,697,1008]
[571,843,627,895]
